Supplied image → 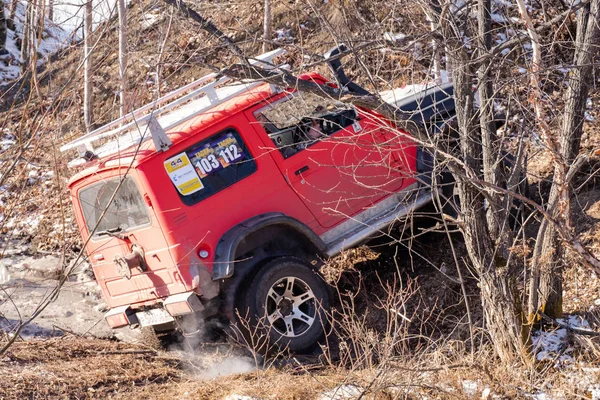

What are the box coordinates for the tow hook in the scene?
[114,244,147,279]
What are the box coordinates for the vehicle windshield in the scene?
[79,176,150,236]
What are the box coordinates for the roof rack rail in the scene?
[60,48,286,163]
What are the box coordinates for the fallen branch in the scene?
[539,311,600,337]
[92,349,158,356]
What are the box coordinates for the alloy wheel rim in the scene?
[264,276,317,338]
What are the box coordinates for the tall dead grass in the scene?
[225,249,600,399]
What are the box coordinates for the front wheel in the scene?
[244,257,330,353]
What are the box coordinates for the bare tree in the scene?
[0,1,6,54]
[8,0,17,30]
[412,0,527,364]
[18,0,43,98]
[530,0,600,319]
[117,0,127,117]
[423,0,443,83]
[263,0,271,53]
[20,0,32,74]
[83,0,93,132]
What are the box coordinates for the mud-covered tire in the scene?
[243,257,330,353]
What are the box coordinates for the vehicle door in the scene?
[245,90,413,229]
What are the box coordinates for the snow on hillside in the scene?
[0,1,72,84]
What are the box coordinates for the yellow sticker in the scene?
[164,153,204,195]
[164,154,190,173]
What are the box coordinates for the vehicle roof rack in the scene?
[60,48,286,166]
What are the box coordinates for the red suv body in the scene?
[63,49,454,351]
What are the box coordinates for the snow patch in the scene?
[1,1,71,85]
[0,264,10,284]
[320,385,363,400]
[532,315,591,368]
[0,130,16,151]
[140,11,163,30]
[559,315,590,329]
[223,395,260,400]
[275,29,293,42]
[532,327,572,366]
[384,32,407,42]
[462,380,478,396]
[491,13,508,23]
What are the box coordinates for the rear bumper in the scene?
[104,291,205,329]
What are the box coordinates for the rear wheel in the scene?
[243,257,330,353]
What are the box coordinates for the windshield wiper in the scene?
[96,227,123,238]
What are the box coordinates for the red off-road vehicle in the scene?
[61,47,455,351]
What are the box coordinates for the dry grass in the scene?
[0,336,347,399]
[4,333,600,399]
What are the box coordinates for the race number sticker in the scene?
[164,153,204,195]
[188,131,245,178]
[212,132,244,167]
[188,143,222,178]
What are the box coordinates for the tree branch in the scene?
[222,63,425,139]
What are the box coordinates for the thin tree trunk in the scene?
[47,0,53,21]
[31,0,43,99]
[535,0,600,319]
[263,0,271,53]
[517,0,560,322]
[117,0,127,118]
[20,0,32,75]
[155,10,173,98]
[424,0,443,83]
[0,1,6,51]
[8,0,17,30]
[477,0,505,244]
[431,20,442,84]
[517,0,566,325]
[83,0,93,132]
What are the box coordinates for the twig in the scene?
[52,324,79,336]
[387,361,472,373]
[389,308,412,323]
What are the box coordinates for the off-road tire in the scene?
[243,256,330,353]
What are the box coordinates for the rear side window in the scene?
[164,128,257,206]
[79,176,151,236]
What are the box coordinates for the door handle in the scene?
[295,165,309,175]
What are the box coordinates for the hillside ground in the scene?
[2,0,600,398]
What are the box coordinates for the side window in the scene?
[254,91,357,158]
[164,129,257,206]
